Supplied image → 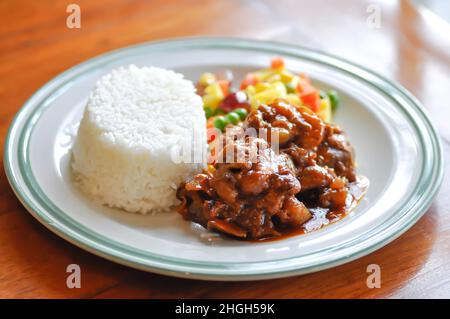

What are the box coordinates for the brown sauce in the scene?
[177,101,368,241]
[250,176,369,242]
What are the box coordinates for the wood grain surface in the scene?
[0,0,449,299]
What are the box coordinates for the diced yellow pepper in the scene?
[199,72,216,86]
[253,69,273,81]
[253,89,284,106]
[204,82,223,98]
[286,93,301,106]
[265,73,281,83]
[254,82,271,93]
[245,85,256,96]
[277,69,295,83]
[203,82,225,109]
[287,75,301,90]
[203,94,222,109]
[317,98,332,123]
[271,81,288,96]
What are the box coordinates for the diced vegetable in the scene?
[319,90,327,99]
[217,80,230,95]
[226,112,240,125]
[215,108,226,115]
[265,73,281,83]
[243,86,255,102]
[272,81,287,96]
[316,98,332,123]
[198,59,341,139]
[234,108,248,120]
[296,77,312,93]
[240,73,258,90]
[285,82,297,94]
[219,91,248,112]
[213,116,228,132]
[253,69,273,82]
[247,81,288,108]
[204,106,214,119]
[271,57,285,69]
[285,93,301,106]
[199,72,216,86]
[327,90,340,111]
[300,89,320,112]
[204,82,223,98]
[255,82,271,93]
[278,69,294,83]
[203,82,225,109]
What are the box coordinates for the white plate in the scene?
[4,38,443,281]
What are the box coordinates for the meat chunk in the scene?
[177,137,310,239]
[299,165,334,191]
[317,125,356,181]
[245,100,324,149]
[177,100,359,240]
[278,197,311,227]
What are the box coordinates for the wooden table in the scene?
[1,0,449,299]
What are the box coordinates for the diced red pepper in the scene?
[240,73,258,90]
[297,75,320,111]
[271,57,285,69]
[300,89,320,112]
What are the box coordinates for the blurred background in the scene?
[1,0,449,143]
[1,0,450,298]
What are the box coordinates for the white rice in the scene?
[71,65,206,214]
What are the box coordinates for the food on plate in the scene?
[71,65,206,214]
[199,57,340,127]
[177,58,367,240]
[71,57,367,241]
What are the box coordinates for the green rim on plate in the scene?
[3,37,444,280]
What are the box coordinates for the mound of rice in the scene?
[71,65,206,214]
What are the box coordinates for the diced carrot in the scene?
[207,117,216,128]
[271,57,285,69]
[217,80,230,95]
[240,73,258,90]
